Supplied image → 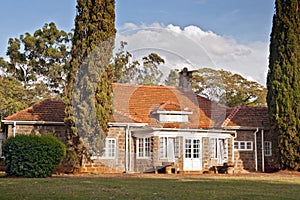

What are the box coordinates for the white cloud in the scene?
[116,23,269,85]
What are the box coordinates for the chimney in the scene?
[179,67,193,90]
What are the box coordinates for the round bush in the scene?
[2,134,66,178]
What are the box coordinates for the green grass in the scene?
[0,174,300,200]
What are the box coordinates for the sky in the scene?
[0,0,275,85]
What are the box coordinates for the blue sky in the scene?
[116,0,275,43]
[0,0,276,85]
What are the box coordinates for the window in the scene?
[264,141,272,156]
[234,141,253,151]
[210,138,228,164]
[89,138,116,159]
[102,138,116,158]
[152,110,192,123]
[159,137,180,161]
[137,138,151,158]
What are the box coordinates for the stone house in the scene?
[1,69,276,174]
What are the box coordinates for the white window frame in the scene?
[264,141,272,156]
[210,138,228,164]
[159,137,180,160]
[137,137,151,158]
[234,141,253,151]
[101,138,116,158]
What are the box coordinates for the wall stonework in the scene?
[233,129,277,173]
[81,127,127,173]
[6,124,66,142]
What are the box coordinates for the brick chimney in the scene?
[179,67,193,90]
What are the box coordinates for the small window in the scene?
[102,138,116,158]
[137,138,151,158]
[210,138,228,164]
[264,141,272,156]
[234,141,253,151]
[159,137,180,160]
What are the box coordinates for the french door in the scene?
[183,138,202,171]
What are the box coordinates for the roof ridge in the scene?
[113,83,177,89]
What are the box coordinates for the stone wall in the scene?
[81,127,127,173]
[234,129,277,173]
[234,130,256,172]
[5,124,66,142]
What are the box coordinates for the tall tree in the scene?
[267,0,300,170]
[165,68,267,106]
[65,0,116,169]
[1,22,72,96]
[0,76,38,120]
[112,42,165,85]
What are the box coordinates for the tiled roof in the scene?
[223,106,270,128]
[112,83,228,128]
[4,98,65,122]
[4,83,270,129]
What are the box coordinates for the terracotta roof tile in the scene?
[4,83,270,129]
[4,98,65,122]
[223,106,270,128]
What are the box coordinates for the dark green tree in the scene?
[267,0,300,170]
[1,22,72,96]
[0,76,39,121]
[64,0,116,169]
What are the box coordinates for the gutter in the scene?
[2,120,65,125]
[132,127,236,134]
[254,128,259,172]
[261,129,265,172]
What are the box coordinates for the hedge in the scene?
[2,134,66,178]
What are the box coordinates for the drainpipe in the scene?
[254,128,259,172]
[129,127,132,172]
[261,129,265,172]
[13,121,17,137]
[232,131,237,163]
[125,125,129,172]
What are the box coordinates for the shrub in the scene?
[2,134,66,178]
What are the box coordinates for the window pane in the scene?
[138,139,143,157]
[185,139,191,158]
[210,138,217,158]
[193,139,200,158]
[246,142,252,150]
[234,142,239,149]
[240,142,245,150]
[145,138,150,157]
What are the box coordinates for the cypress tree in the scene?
[267,0,300,170]
[64,0,116,170]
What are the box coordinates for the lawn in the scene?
[0,174,300,200]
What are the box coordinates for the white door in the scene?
[184,138,202,171]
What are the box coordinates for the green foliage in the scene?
[2,134,66,178]
[0,76,41,120]
[267,0,300,170]
[166,68,267,106]
[1,22,72,96]
[64,0,116,166]
[112,42,165,85]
